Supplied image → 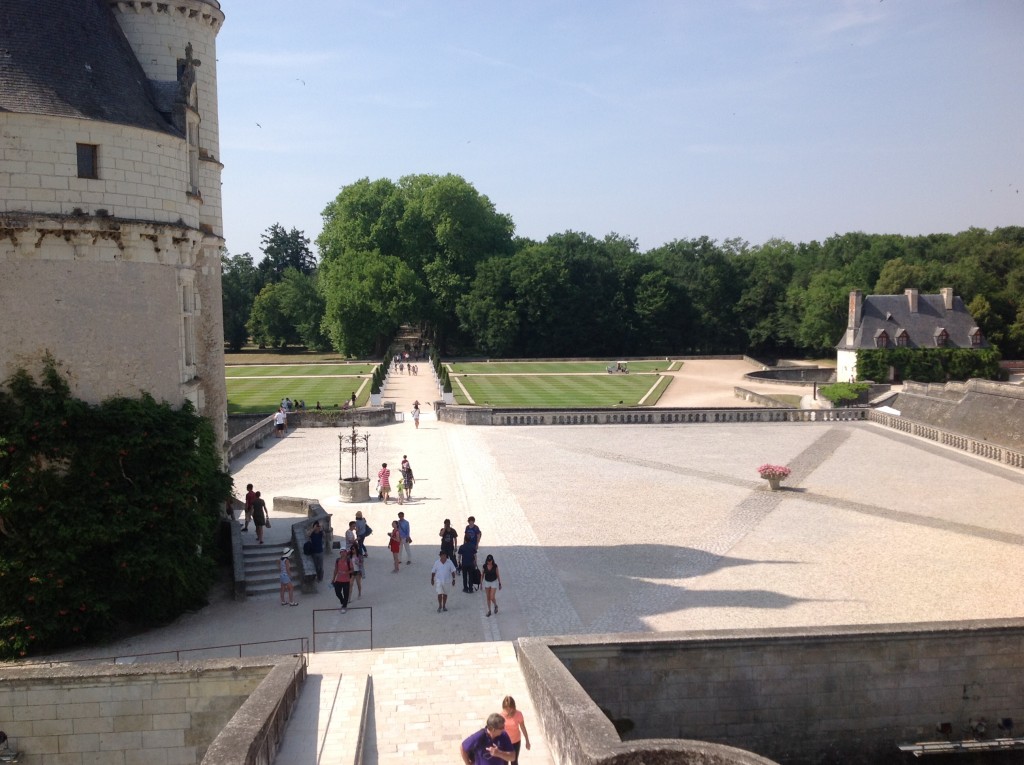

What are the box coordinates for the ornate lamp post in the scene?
[338,424,371,502]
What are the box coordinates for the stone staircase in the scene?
[242,540,290,597]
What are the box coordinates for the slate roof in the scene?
[837,292,987,350]
[0,0,178,135]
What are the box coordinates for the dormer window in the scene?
[970,327,984,347]
[895,329,909,347]
[934,328,949,347]
[873,329,889,348]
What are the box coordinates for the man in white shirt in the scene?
[430,550,457,613]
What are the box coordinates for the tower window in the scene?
[76,143,99,179]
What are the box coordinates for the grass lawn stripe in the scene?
[225,364,373,378]
[458,374,655,407]
[638,374,671,405]
[448,360,672,374]
[227,376,369,414]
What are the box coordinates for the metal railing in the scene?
[19,636,310,667]
[312,606,373,652]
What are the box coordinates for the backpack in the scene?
[302,541,313,555]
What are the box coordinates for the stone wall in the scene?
[0,655,305,765]
[519,619,1024,765]
[892,379,1024,450]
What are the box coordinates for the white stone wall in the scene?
[836,349,857,382]
[112,0,224,237]
[0,113,196,226]
[0,255,190,408]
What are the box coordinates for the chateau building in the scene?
[0,0,228,450]
[836,288,987,382]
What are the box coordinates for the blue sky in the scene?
[216,1,1024,261]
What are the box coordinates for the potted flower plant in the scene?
[757,464,791,491]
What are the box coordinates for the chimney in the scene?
[845,290,863,346]
[940,287,954,311]
[905,288,919,313]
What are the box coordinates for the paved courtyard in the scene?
[42,362,1024,765]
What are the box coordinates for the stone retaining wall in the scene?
[438,406,868,426]
[0,655,305,765]
[892,379,1024,450]
[518,619,1024,765]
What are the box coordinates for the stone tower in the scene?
[0,0,229,452]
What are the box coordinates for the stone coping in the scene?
[517,618,1024,765]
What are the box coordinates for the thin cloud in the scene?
[221,50,340,69]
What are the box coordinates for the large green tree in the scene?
[318,174,515,352]
[258,223,316,283]
[221,251,261,351]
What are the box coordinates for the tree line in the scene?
[223,174,1024,360]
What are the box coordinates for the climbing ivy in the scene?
[0,360,231,659]
[856,348,1002,383]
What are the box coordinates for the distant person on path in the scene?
[388,520,402,572]
[348,544,364,599]
[412,403,420,429]
[431,550,457,612]
[351,391,357,408]
[332,550,353,612]
[501,697,531,765]
[398,511,412,564]
[243,483,256,531]
[279,549,297,606]
[439,519,458,560]
[460,713,515,765]
[274,407,287,437]
[377,462,391,503]
[306,520,325,582]
[355,510,370,556]
[345,520,358,550]
[396,477,405,505]
[251,491,268,544]
[401,456,415,499]
[482,554,502,616]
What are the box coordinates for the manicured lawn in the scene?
[227,375,369,414]
[226,363,374,378]
[448,360,674,374]
[453,374,667,407]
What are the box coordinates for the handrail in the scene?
[19,636,310,667]
[312,606,373,652]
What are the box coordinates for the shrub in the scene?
[818,382,870,406]
[0,360,231,659]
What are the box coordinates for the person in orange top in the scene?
[501,696,531,765]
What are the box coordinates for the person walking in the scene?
[460,714,515,765]
[401,455,415,500]
[273,406,287,437]
[431,550,457,613]
[306,520,325,582]
[459,542,478,594]
[345,520,358,551]
[348,544,364,599]
[378,462,392,503]
[396,477,405,505]
[397,511,412,564]
[279,548,297,606]
[355,510,371,557]
[332,549,353,612]
[388,520,402,572]
[482,554,502,616]
[501,697,531,765]
[439,518,458,561]
[251,491,268,544]
[243,483,256,531]
[411,403,421,429]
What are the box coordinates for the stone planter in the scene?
[339,477,370,503]
[766,477,782,491]
[370,392,381,407]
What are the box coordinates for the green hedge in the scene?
[0,360,231,659]
[856,348,1002,383]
